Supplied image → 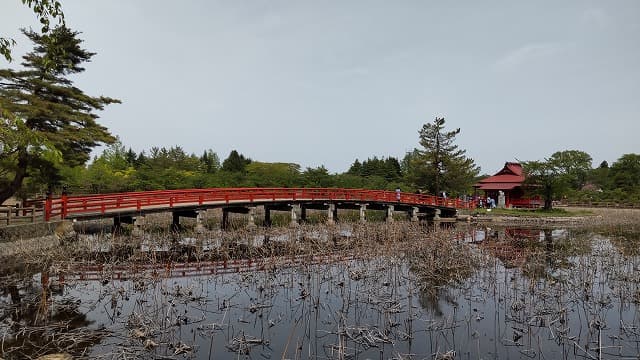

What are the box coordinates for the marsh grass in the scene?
[2,207,640,359]
[474,207,594,217]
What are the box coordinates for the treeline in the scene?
[18,141,640,206]
[521,150,640,208]
[563,154,640,203]
[19,140,410,196]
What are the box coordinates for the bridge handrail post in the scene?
[45,193,52,222]
[61,193,68,219]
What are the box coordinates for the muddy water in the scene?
[2,227,640,359]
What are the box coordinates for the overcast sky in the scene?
[2,1,639,174]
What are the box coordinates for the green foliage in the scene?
[333,173,368,189]
[1,0,65,61]
[222,150,251,172]
[404,117,479,196]
[548,150,592,190]
[610,154,640,191]
[302,166,335,188]
[0,26,118,203]
[347,156,402,181]
[587,161,612,190]
[528,152,640,206]
[246,162,301,187]
[522,159,564,210]
[200,149,220,174]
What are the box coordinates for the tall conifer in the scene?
[0,26,119,202]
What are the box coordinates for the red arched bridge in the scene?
[43,188,473,229]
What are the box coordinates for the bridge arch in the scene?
[45,188,473,229]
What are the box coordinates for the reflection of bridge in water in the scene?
[51,227,570,284]
[54,253,358,282]
[459,227,567,268]
[44,188,473,230]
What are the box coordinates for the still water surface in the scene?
[2,226,640,359]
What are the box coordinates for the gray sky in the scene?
[2,1,639,175]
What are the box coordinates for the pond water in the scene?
[2,226,640,359]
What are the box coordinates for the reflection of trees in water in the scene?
[481,227,594,280]
[0,274,105,359]
[417,287,462,317]
[409,233,480,316]
[605,228,640,257]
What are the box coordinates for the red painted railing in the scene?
[509,198,543,208]
[44,188,474,221]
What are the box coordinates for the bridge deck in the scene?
[45,188,473,221]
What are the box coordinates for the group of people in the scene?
[393,188,498,209]
[478,196,496,208]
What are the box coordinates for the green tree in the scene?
[609,154,640,191]
[588,160,611,190]
[246,162,301,187]
[133,146,200,189]
[125,148,137,167]
[1,0,65,61]
[548,150,593,190]
[222,150,251,172]
[200,149,220,174]
[347,159,362,176]
[405,117,479,196]
[522,160,564,210]
[0,26,119,203]
[302,166,335,187]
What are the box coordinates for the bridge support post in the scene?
[132,215,145,237]
[290,204,300,227]
[386,205,394,223]
[172,212,181,232]
[300,205,307,223]
[327,203,336,225]
[247,207,257,229]
[359,204,367,223]
[221,209,229,230]
[411,207,419,222]
[432,209,441,229]
[195,211,205,233]
[264,206,272,227]
[113,216,133,233]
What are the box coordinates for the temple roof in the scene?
[474,162,525,189]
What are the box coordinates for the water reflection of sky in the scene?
[5,228,640,359]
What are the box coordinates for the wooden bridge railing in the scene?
[44,188,475,221]
[0,206,43,226]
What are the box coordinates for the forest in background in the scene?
[15,139,640,206]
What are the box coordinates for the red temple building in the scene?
[474,162,540,208]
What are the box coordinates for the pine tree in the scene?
[0,26,119,203]
[347,159,362,176]
[222,150,251,172]
[406,117,479,196]
[200,149,220,173]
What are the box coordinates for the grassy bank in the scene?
[472,207,594,217]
